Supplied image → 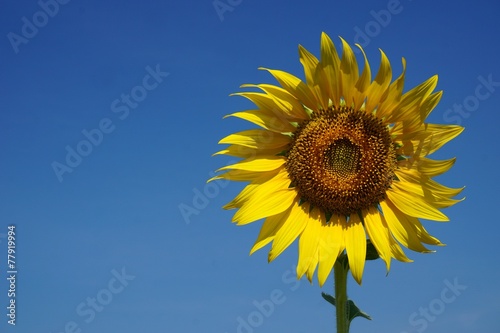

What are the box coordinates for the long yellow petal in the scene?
[379,213,412,263]
[209,169,278,183]
[404,124,464,157]
[269,200,310,261]
[380,200,432,252]
[219,129,291,149]
[260,68,319,111]
[223,167,288,210]
[234,188,296,225]
[387,182,449,221]
[299,45,328,109]
[306,249,319,283]
[409,217,443,246]
[320,32,341,105]
[241,84,309,120]
[363,206,392,271]
[377,58,406,119]
[398,156,457,177]
[387,75,438,124]
[232,169,295,225]
[317,214,345,286]
[404,91,442,131]
[232,92,299,123]
[213,145,285,158]
[339,37,359,107]
[250,209,290,254]
[365,49,392,113]
[297,206,323,280]
[344,213,366,284]
[395,168,464,201]
[223,172,279,210]
[353,44,371,110]
[218,156,285,172]
[225,110,297,133]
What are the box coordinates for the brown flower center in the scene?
[285,106,396,216]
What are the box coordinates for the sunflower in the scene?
[211,33,463,286]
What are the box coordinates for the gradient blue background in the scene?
[1,0,499,332]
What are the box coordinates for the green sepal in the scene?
[321,293,372,322]
[303,104,314,117]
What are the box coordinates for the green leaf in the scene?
[321,293,372,323]
[321,292,336,306]
[346,300,372,321]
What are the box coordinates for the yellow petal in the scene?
[232,92,279,111]
[365,49,392,113]
[250,210,289,254]
[241,84,309,120]
[387,75,438,124]
[377,58,406,119]
[219,129,291,149]
[339,37,359,107]
[352,44,371,110]
[209,169,278,183]
[260,68,319,111]
[306,249,319,283]
[344,213,366,284]
[423,178,464,199]
[297,206,323,280]
[381,213,412,263]
[363,206,392,271]
[232,92,298,122]
[223,173,276,210]
[269,200,310,261]
[387,182,449,221]
[233,188,296,225]
[380,200,432,252]
[225,110,297,133]
[402,124,464,157]
[395,168,464,203]
[320,32,341,105]
[299,44,328,109]
[223,167,288,210]
[402,90,442,131]
[409,217,443,246]
[420,90,443,120]
[317,214,345,286]
[218,156,285,172]
[398,156,456,177]
[213,145,285,158]
[232,169,295,225]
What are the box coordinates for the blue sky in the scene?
[1,0,499,332]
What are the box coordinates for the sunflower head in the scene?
[212,33,464,285]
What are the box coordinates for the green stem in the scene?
[334,255,349,333]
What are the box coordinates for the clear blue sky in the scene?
[1,0,499,332]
